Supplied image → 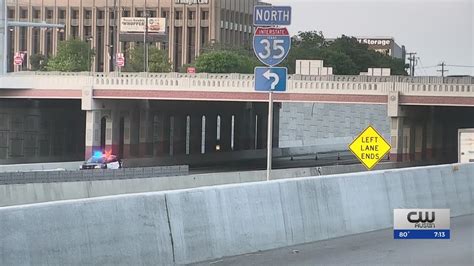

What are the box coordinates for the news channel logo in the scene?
[394,209,450,239]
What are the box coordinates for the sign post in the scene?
[253,6,291,181]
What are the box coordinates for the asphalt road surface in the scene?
[193,215,474,266]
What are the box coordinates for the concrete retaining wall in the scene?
[1,164,472,265]
[0,161,84,173]
[166,164,473,264]
[0,162,416,207]
[279,102,390,148]
[0,194,174,265]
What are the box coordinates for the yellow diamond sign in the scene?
[349,125,391,170]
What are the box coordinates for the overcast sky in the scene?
[266,0,473,76]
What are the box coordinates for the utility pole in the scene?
[437,62,448,77]
[406,52,417,77]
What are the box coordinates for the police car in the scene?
[80,151,123,170]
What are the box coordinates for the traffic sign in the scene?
[187,67,196,74]
[116,53,125,67]
[255,67,287,92]
[253,27,291,67]
[254,6,292,26]
[14,53,23,66]
[349,125,391,170]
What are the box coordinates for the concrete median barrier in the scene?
[0,194,174,266]
[0,164,472,265]
[166,163,473,264]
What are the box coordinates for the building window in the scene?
[7,8,14,19]
[175,11,183,20]
[201,27,209,46]
[84,27,92,39]
[45,29,53,56]
[148,10,156,17]
[71,9,79,19]
[20,8,28,19]
[97,10,105,19]
[188,29,196,63]
[136,9,143,17]
[32,28,40,55]
[19,28,27,51]
[58,29,65,42]
[122,9,130,17]
[58,9,66,19]
[45,8,53,19]
[188,10,196,20]
[71,26,79,39]
[33,8,41,20]
[84,9,92,19]
[201,10,209,20]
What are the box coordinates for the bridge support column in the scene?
[190,114,203,155]
[104,109,121,156]
[205,113,218,154]
[84,110,101,159]
[389,116,404,162]
[402,122,415,162]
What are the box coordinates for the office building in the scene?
[5,0,261,72]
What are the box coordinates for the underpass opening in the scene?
[0,99,85,164]
[391,105,474,164]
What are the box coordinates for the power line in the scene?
[416,57,428,76]
[416,65,438,69]
[446,64,474,68]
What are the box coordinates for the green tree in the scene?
[29,54,48,71]
[194,50,260,74]
[46,39,94,72]
[123,45,172,73]
[285,31,408,75]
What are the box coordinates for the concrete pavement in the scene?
[194,215,474,266]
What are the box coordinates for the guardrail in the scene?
[6,71,474,84]
[0,165,189,185]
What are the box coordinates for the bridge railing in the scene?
[1,72,473,98]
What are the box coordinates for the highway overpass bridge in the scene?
[0,72,473,164]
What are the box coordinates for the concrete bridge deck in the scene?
[1,72,473,106]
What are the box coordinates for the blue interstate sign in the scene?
[253,27,291,67]
[255,67,287,92]
[254,6,292,26]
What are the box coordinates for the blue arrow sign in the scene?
[255,67,287,92]
[253,27,291,67]
[254,6,292,26]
